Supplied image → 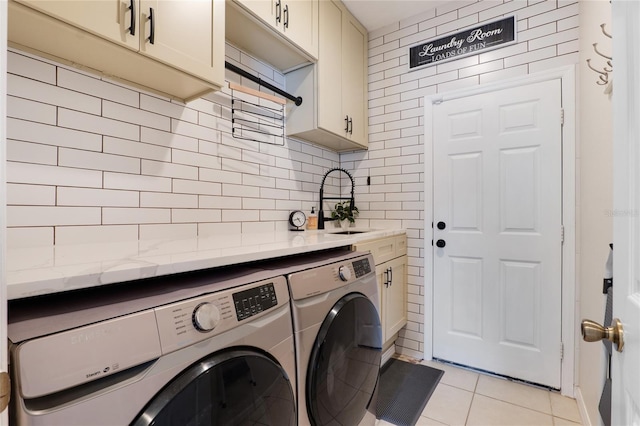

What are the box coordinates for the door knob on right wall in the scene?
[581,318,624,352]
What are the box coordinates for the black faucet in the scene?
[318,168,356,230]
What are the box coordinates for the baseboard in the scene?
[381,344,395,366]
[574,386,593,426]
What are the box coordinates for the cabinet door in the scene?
[382,256,408,341]
[235,0,274,26]
[14,0,139,50]
[317,0,344,137]
[139,0,214,82]
[342,12,366,145]
[281,0,316,57]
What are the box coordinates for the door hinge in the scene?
[0,371,10,413]
[560,109,565,126]
[561,225,565,244]
[560,342,564,360]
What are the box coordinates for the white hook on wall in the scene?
[586,23,613,93]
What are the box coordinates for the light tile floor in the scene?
[378,358,582,426]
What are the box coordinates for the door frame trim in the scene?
[423,65,576,397]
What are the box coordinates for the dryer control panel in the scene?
[154,276,289,354]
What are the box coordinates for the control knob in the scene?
[338,265,352,281]
[192,302,221,332]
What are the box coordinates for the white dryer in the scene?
[261,249,382,426]
[8,266,297,426]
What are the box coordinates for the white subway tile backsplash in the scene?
[8,50,56,84]
[55,225,139,244]
[140,95,199,123]
[104,137,171,162]
[141,127,199,152]
[139,223,198,240]
[7,162,103,188]
[478,0,528,22]
[172,117,219,142]
[7,227,54,248]
[142,159,198,180]
[172,149,221,170]
[173,179,222,196]
[172,209,222,223]
[102,208,171,225]
[458,59,505,79]
[436,14,479,36]
[7,183,56,206]
[58,108,140,141]
[8,206,101,227]
[7,140,57,165]
[528,27,579,51]
[504,45,556,68]
[57,187,139,207]
[7,96,56,124]
[8,74,101,115]
[103,100,170,131]
[8,117,102,151]
[199,195,242,209]
[57,68,139,108]
[59,148,141,173]
[222,209,260,222]
[458,0,505,19]
[141,192,198,208]
[104,172,171,192]
[528,51,579,73]
[418,10,458,33]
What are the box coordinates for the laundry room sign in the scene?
[409,16,516,70]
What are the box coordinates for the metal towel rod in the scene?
[225,61,303,106]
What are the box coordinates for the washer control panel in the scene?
[155,276,288,354]
[233,282,278,321]
[352,258,372,278]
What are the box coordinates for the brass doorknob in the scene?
[581,318,624,352]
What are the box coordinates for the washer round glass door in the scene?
[131,350,295,426]
[306,293,382,425]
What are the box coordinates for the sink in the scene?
[330,231,367,235]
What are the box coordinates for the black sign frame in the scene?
[409,15,517,71]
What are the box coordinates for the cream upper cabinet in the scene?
[229,0,318,65]
[11,0,141,50]
[285,0,367,151]
[8,0,225,102]
[138,0,222,85]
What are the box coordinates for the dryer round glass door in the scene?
[306,293,382,425]
[131,349,296,426]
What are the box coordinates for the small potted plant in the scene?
[331,201,359,230]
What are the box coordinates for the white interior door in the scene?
[432,79,563,388]
[611,1,640,424]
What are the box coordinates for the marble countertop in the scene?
[7,228,405,300]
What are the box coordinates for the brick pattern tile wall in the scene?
[6,44,344,248]
[349,0,579,359]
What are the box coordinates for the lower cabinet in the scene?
[353,234,407,349]
[375,254,407,345]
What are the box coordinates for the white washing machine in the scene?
[8,266,297,426]
[261,249,382,426]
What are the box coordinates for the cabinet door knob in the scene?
[436,239,446,248]
[437,221,446,230]
[345,115,349,132]
[388,266,393,285]
[128,0,136,36]
[348,116,353,134]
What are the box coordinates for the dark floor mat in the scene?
[376,358,444,426]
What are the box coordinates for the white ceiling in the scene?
[341,0,451,31]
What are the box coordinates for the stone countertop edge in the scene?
[6,228,405,300]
